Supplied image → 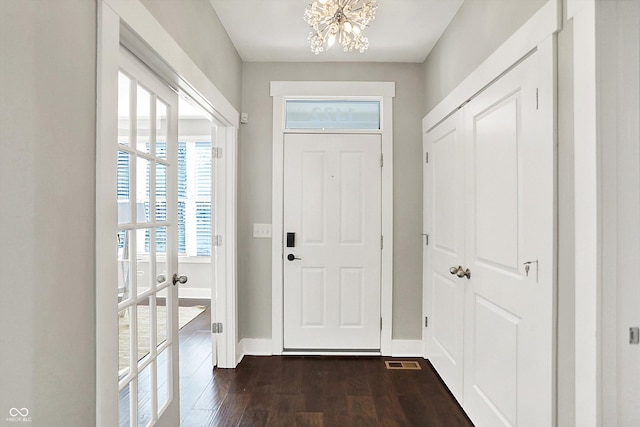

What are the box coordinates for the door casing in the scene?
[271,81,395,355]
[97,2,239,425]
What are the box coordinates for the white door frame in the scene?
[97,1,239,425]
[270,81,395,355]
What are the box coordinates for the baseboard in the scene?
[178,288,211,299]
[390,339,423,357]
[239,338,273,356]
[236,338,422,358]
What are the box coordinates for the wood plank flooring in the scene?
[179,308,474,427]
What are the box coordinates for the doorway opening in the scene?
[97,4,239,425]
[270,81,395,355]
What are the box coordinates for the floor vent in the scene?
[384,360,422,370]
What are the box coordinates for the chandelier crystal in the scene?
[304,0,379,55]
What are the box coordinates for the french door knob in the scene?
[449,266,459,275]
[172,273,188,285]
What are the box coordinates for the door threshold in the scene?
[282,350,381,356]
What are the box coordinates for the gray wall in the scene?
[140,0,243,110]
[239,62,425,340]
[0,1,97,425]
[422,0,547,114]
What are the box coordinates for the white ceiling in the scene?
[209,0,464,63]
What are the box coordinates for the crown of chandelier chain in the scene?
[304,0,379,54]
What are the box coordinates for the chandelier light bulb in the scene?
[304,0,378,55]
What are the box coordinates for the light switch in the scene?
[253,223,272,238]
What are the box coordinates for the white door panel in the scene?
[284,133,381,350]
[463,51,554,427]
[424,112,466,402]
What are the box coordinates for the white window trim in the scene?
[97,1,239,426]
[270,81,395,356]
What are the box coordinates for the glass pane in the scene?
[195,142,212,256]
[136,157,150,224]
[117,152,131,225]
[136,84,151,153]
[137,297,151,364]
[155,163,167,222]
[138,363,152,427]
[117,229,132,301]
[156,287,168,348]
[118,72,131,147]
[118,307,131,379]
[285,100,380,130]
[155,227,168,286]
[136,228,152,296]
[178,202,186,255]
[157,348,169,413]
[156,100,167,159]
[118,382,131,427]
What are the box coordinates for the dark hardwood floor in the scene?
[179,308,473,427]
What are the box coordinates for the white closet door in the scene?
[423,111,466,402]
[462,49,554,427]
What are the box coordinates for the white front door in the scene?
[117,48,180,427]
[423,111,466,402]
[283,133,382,351]
[462,52,554,426]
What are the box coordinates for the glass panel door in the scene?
[117,48,179,427]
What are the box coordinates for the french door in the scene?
[117,48,180,427]
[283,133,382,351]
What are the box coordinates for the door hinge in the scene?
[380,154,384,167]
[630,327,639,344]
[213,147,223,159]
[380,317,383,331]
[380,235,384,250]
[211,322,223,334]
[212,235,223,246]
[422,233,429,246]
[425,152,429,164]
[425,316,428,327]
[535,88,539,110]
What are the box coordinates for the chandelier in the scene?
[304,0,379,55]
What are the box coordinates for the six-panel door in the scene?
[283,133,382,350]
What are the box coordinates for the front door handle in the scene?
[287,254,302,261]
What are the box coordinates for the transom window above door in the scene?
[285,100,380,130]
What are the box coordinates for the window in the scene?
[116,141,212,257]
[285,100,380,130]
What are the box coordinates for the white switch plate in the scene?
[253,223,272,238]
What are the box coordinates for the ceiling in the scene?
[208,0,464,63]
